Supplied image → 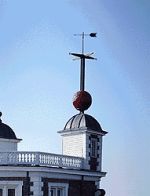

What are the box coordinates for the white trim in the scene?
[0,138,21,143]
[59,129,106,136]
[48,182,68,196]
[0,181,23,196]
[0,165,106,178]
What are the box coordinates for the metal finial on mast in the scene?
[82,32,84,54]
[70,32,97,113]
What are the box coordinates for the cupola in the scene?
[0,112,22,152]
[58,32,107,171]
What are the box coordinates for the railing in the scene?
[0,151,83,170]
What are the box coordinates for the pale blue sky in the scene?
[0,0,149,195]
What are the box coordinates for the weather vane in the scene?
[70,32,97,113]
[74,32,97,54]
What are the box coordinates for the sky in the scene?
[0,0,150,195]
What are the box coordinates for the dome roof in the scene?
[0,121,17,140]
[64,113,103,132]
[0,112,17,140]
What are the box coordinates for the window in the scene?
[91,138,97,158]
[0,188,15,196]
[0,189,2,196]
[8,189,15,196]
[48,183,68,196]
[50,187,63,196]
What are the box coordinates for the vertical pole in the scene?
[80,58,85,91]
[82,32,84,54]
[80,32,85,91]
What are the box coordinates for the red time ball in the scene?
[73,91,92,112]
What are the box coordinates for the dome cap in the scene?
[64,113,105,133]
[0,112,19,140]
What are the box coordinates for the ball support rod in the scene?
[80,57,85,91]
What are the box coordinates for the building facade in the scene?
[0,110,107,196]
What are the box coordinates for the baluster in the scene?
[27,153,29,163]
[22,154,24,163]
[31,153,33,163]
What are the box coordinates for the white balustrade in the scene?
[0,152,83,169]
